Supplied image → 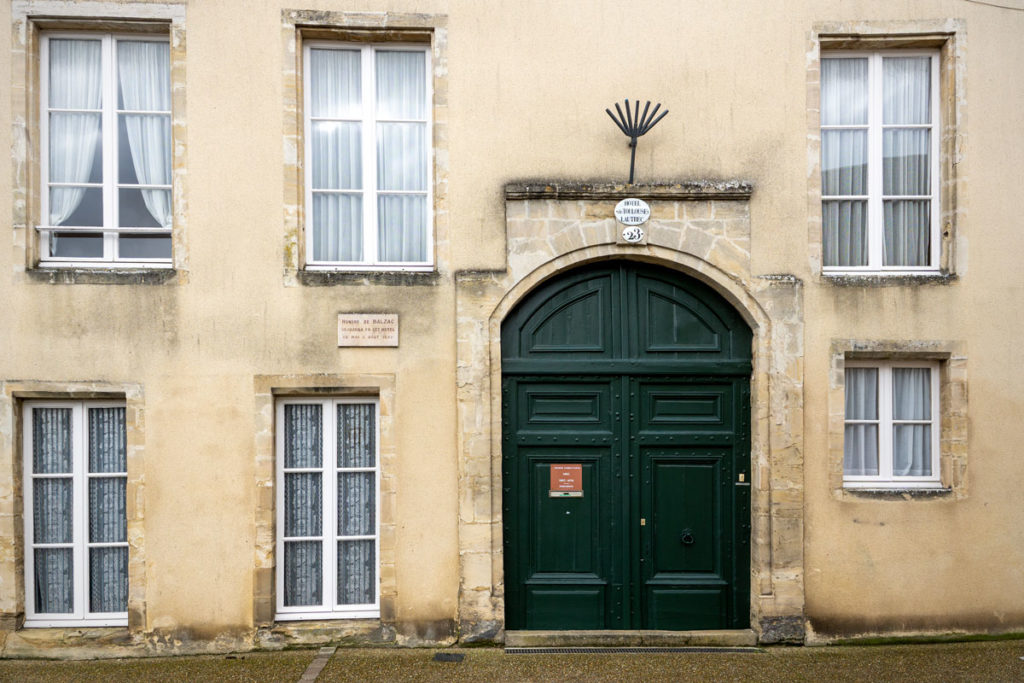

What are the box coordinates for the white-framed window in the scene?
[275,398,380,620]
[303,42,432,270]
[23,402,128,627]
[843,361,941,488]
[39,32,171,267]
[821,51,940,273]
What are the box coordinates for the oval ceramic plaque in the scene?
[614,198,651,226]
[621,226,645,243]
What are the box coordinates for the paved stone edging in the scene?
[298,646,336,683]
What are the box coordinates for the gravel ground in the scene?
[0,640,1022,682]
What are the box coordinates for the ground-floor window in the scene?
[843,361,941,488]
[275,398,379,620]
[23,401,128,627]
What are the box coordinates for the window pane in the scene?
[893,425,931,476]
[50,187,103,229]
[119,188,167,228]
[883,200,930,266]
[283,404,322,468]
[50,232,104,259]
[34,479,73,544]
[338,472,375,537]
[821,58,868,125]
[284,473,322,538]
[883,57,930,125]
[89,407,126,473]
[845,368,878,419]
[376,123,427,191]
[883,129,930,196]
[34,548,73,614]
[49,39,102,109]
[893,368,931,420]
[375,51,426,119]
[116,40,170,112]
[378,194,427,262]
[33,408,73,473]
[822,200,867,267]
[89,547,128,613]
[284,541,322,607]
[844,424,879,476]
[338,404,376,468]
[822,129,867,196]
[119,235,172,259]
[312,193,362,262]
[89,478,126,543]
[49,113,102,185]
[337,539,375,605]
[311,121,361,190]
[309,49,361,118]
[118,114,172,186]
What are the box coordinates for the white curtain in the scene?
[32,408,74,613]
[283,405,323,607]
[48,39,102,227]
[844,368,879,476]
[310,49,362,261]
[376,51,427,262]
[892,368,931,476]
[336,404,375,605]
[883,57,931,266]
[88,407,128,613]
[117,41,172,228]
[821,58,868,267]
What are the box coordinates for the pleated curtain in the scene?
[32,409,74,614]
[87,408,127,613]
[117,41,172,228]
[47,39,102,229]
[844,368,931,478]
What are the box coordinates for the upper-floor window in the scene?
[40,33,171,266]
[303,43,432,270]
[821,51,939,272]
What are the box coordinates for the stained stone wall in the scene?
[454,182,806,644]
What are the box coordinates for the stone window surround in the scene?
[10,0,189,286]
[0,381,147,632]
[251,374,397,646]
[827,339,968,500]
[280,9,450,287]
[806,19,967,284]
[454,182,808,645]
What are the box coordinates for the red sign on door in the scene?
[550,464,583,497]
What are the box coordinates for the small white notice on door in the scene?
[338,314,399,347]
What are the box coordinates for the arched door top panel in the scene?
[501,262,752,375]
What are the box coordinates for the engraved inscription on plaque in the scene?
[338,314,399,347]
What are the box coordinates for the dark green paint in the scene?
[502,262,751,631]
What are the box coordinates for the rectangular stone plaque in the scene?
[338,313,399,347]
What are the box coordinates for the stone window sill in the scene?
[297,270,442,287]
[27,268,179,285]
[843,487,953,500]
[822,272,956,287]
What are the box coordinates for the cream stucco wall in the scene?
[0,0,1021,655]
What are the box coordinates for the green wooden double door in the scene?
[501,262,752,631]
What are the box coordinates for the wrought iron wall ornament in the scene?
[605,99,669,184]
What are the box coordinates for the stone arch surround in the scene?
[454,182,805,644]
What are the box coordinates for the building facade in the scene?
[1,0,1022,657]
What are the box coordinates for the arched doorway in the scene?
[501,261,752,630]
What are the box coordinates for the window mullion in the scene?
[868,54,884,269]
[302,42,314,266]
[363,47,377,265]
[103,36,118,261]
[930,52,941,268]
